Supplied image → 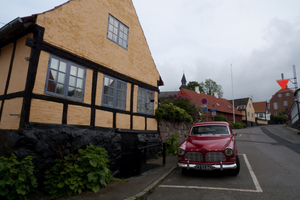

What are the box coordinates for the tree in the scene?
[186,81,204,93]
[186,79,223,98]
[200,79,223,97]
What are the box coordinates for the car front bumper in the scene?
[178,162,237,170]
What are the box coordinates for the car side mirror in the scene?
[233,132,237,136]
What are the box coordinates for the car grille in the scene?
[185,152,203,161]
[205,152,226,162]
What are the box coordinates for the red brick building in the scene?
[178,88,242,122]
[269,87,294,116]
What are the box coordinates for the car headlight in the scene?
[224,147,233,156]
[178,147,185,155]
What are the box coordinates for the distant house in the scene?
[269,87,294,116]
[0,0,163,177]
[229,98,255,126]
[253,101,270,125]
[178,88,242,122]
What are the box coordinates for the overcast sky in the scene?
[1,0,299,102]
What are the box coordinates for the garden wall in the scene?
[159,120,193,144]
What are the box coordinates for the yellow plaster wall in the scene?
[116,113,130,129]
[133,85,138,113]
[95,72,104,106]
[95,110,113,128]
[84,69,93,105]
[7,34,32,94]
[256,119,268,125]
[147,118,158,131]
[0,43,14,95]
[67,105,90,125]
[30,99,63,124]
[36,0,160,87]
[247,99,256,122]
[33,51,49,94]
[0,98,23,130]
[133,116,145,130]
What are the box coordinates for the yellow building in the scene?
[0,0,163,177]
[229,98,256,126]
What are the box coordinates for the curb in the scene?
[124,166,177,200]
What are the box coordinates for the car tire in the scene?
[228,155,240,176]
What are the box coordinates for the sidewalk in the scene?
[61,155,178,200]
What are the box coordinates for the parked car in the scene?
[177,121,240,176]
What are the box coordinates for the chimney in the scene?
[214,92,219,98]
[195,86,200,94]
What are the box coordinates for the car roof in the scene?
[191,121,230,127]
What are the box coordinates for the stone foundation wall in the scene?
[159,120,193,144]
[0,123,161,180]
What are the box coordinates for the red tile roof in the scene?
[178,89,242,115]
[253,101,267,113]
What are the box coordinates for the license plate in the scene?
[196,165,212,170]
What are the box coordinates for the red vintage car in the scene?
[177,121,240,176]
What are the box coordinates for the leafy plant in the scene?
[44,144,111,199]
[0,154,37,200]
[213,115,228,122]
[165,134,179,156]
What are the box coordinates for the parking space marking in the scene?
[159,154,263,193]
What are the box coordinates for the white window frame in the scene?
[102,76,127,110]
[107,14,129,50]
[137,88,154,115]
[45,55,86,101]
[286,92,290,96]
[278,93,282,97]
[283,101,288,106]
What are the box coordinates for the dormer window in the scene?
[107,14,129,49]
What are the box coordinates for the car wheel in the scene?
[228,155,240,176]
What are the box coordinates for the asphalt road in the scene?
[146,125,300,200]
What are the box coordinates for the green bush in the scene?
[166,134,179,156]
[44,144,111,199]
[213,115,228,122]
[0,154,37,200]
[158,95,202,122]
[234,122,243,129]
[155,103,193,122]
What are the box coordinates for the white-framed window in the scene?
[102,76,127,110]
[45,55,86,101]
[137,88,154,115]
[249,104,251,108]
[278,93,282,97]
[259,113,264,118]
[283,101,288,106]
[107,14,129,49]
[286,92,290,96]
[273,102,278,109]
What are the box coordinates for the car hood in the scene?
[186,136,232,151]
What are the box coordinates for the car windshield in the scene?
[190,125,229,135]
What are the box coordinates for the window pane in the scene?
[108,97,113,106]
[69,76,76,87]
[56,83,64,95]
[109,79,114,87]
[68,87,75,97]
[114,20,118,27]
[107,32,112,40]
[50,58,59,70]
[108,88,114,96]
[116,99,125,108]
[59,61,67,72]
[103,96,108,104]
[57,72,65,83]
[75,89,82,99]
[70,65,77,76]
[113,34,117,42]
[76,78,83,88]
[104,86,109,95]
[49,70,57,81]
[78,68,84,78]
[47,81,56,92]
[119,24,123,31]
[117,90,125,99]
